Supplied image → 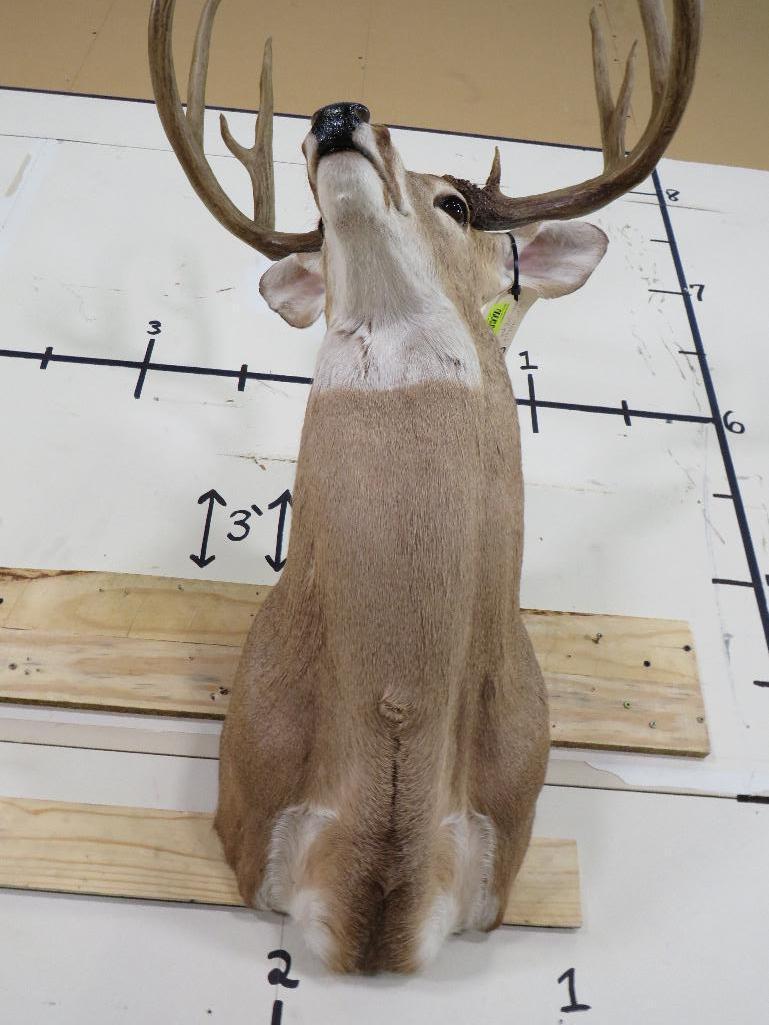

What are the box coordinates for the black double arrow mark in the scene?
[190,488,292,571]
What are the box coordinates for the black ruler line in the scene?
[652,168,769,653]
[0,347,313,386]
[133,338,155,399]
[516,396,711,425]
[527,373,539,433]
[150,361,313,385]
[0,347,140,369]
[0,345,712,421]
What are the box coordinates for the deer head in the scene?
[149,0,701,974]
[261,104,611,373]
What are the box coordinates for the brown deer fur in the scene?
[214,131,607,973]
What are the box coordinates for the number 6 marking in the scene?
[723,411,745,434]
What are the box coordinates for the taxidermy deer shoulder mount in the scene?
[149,0,700,974]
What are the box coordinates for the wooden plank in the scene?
[0,629,237,717]
[0,796,581,928]
[0,568,265,645]
[0,568,709,755]
[0,625,707,755]
[530,612,708,755]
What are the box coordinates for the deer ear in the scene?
[513,222,608,299]
[259,252,325,328]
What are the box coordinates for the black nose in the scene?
[311,102,371,157]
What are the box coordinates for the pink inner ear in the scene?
[516,222,608,298]
[294,261,325,303]
[259,252,326,328]
[518,229,565,278]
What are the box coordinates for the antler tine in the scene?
[148,0,320,259]
[486,146,502,189]
[589,9,614,159]
[638,0,671,117]
[590,9,638,171]
[186,0,221,144]
[219,38,275,229]
[612,41,638,161]
[444,0,701,231]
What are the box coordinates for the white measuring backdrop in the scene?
[0,89,767,1023]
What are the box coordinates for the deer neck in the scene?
[314,232,499,393]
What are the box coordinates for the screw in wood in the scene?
[649,720,657,729]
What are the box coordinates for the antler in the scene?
[148,0,321,259]
[445,0,702,231]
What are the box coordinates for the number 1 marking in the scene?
[558,967,591,1013]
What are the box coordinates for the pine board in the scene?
[0,568,709,755]
[0,796,581,928]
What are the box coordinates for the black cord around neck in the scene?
[508,233,521,302]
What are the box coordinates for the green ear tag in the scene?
[486,301,511,335]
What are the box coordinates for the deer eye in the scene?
[436,194,468,226]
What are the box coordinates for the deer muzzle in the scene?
[306,108,408,219]
[311,102,371,157]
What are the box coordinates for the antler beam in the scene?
[445,0,702,230]
[148,0,321,259]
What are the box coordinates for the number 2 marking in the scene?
[267,949,300,989]
[267,949,299,1025]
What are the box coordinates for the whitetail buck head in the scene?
[149,0,700,974]
[262,106,611,372]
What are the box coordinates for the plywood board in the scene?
[0,796,581,928]
[0,628,238,717]
[0,567,265,644]
[0,567,708,756]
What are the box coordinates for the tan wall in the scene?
[0,0,767,169]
